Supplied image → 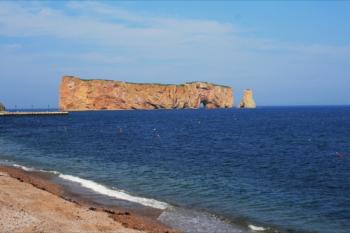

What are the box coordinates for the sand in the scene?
[0,167,179,233]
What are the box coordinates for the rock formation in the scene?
[0,102,5,112]
[239,89,256,108]
[59,76,233,111]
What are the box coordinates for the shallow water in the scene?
[0,107,349,233]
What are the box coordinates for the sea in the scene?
[0,106,349,233]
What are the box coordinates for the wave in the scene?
[248,224,266,231]
[13,164,36,171]
[3,161,169,210]
[1,160,266,233]
[13,164,60,175]
[58,174,170,210]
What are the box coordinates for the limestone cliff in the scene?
[239,89,256,108]
[59,76,233,111]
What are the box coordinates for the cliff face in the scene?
[239,89,256,108]
[59,76,233,111]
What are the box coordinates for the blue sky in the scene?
[0,1,349,108]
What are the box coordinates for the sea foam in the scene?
[13,164,59,175]
[58,174,169,210]
[13,164,35,171]
[9,163,169,210]
[248,224,266,231]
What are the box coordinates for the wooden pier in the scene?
[0,111,69,116]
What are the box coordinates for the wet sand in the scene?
[0,166,179,233]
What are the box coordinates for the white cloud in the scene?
[0,2,234,53]
[1,43,22,49]
[0,1,348,62]
[66,1,149,23]
[68,52,131,65]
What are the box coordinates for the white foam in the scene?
[13,164,35,171]
[13,164,59,175]
[58,174,169,210]
[39,169,60,175]
[248,224,266,231]
[9,162,169,210]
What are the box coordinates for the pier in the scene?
[0,111,69,116]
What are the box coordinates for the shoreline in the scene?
[0,166,179,233]
[0,162,271,233]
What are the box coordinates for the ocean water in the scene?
[0,107,349,233]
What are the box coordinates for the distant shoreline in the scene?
[3,105,350,112]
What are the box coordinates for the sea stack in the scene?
[0,102,5,112]
[59,76,233,111]
[239,89,256,109]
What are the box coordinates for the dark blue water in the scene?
[0,107,349,233]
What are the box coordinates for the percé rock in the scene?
[0,102,5,112]
[59,76,233,111]
[239,89,256,108]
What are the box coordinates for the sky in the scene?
[0,1,349,108]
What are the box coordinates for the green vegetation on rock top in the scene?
[63,76,231,88]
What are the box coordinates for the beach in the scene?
[0,166,178,233]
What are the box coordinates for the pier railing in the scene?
[0,111,69,116]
